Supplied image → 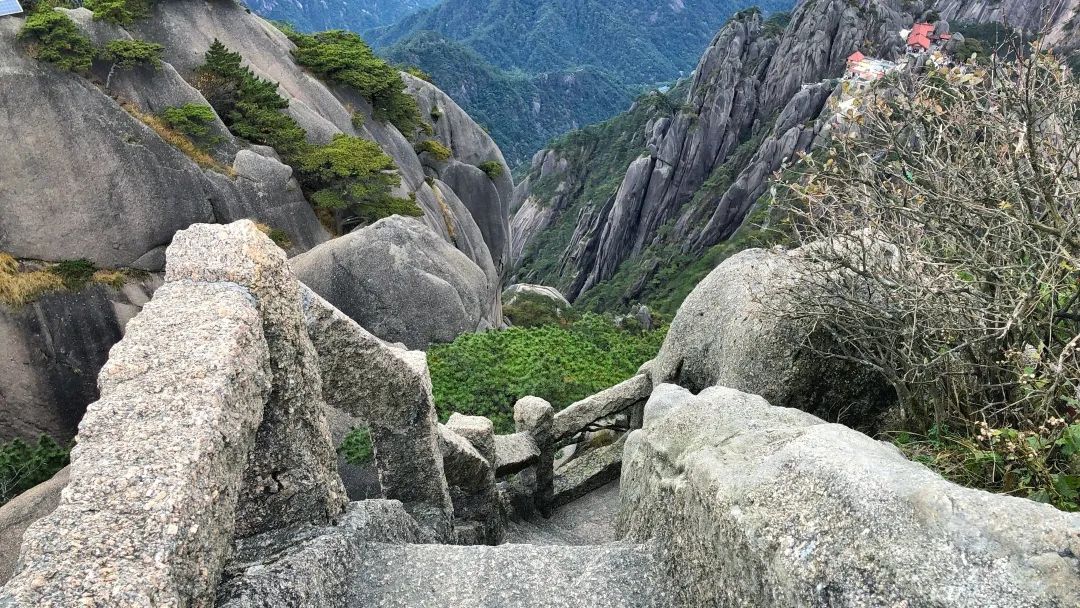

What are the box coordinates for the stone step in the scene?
[347,542,659,607]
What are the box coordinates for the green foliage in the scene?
[0,436,70,506]
[382,32,633,165]
[351,111,366,129]
[477,160,503,180]
[50,259,97,289]
[102,39,163,69]
[84,0,149,26]
[428,314,666,432]
[297,134,419,222]
[895,422,1080,512]
[504,292,575,328]
[195,39,308,157]
[338,426,374,466]
[160,103,219,147]
[288,30,421,135]
[404,66,432,82]
[18,9,96,73]
[416,139,452,161]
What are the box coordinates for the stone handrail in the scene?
[0,221,459,606]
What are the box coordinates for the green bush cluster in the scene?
[1,436,69,506]
[160,103,219,148]
[298,134,421,224]
[338,426,374,466]
[503,292,574,328]
[18,9,96,73]
[102,38,163,69]
[84,0,149,26]
[288,30,421,136]
[415,139,452,161]
[477,160,503,180]
[50,258,97,289]
[428,314,666,433]
[195,40,419,226]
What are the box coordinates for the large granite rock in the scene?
[649,247,895,432]
[619,383,1080,608]
[293,216,498,350]
[0,277,160,443]
[0,280,272,607]
[300,285,453,540]
[0,467,67,585]
[166,221,347,538]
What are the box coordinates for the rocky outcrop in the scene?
[1,279,274,607]
[512,0,1071,306]
[619,383,1080,607]
[0,277,160,443]
[165,222,347,538]
[503,284,571,309]
[0,467,67,585]
[293,216,499,350]
[649,247,895,431]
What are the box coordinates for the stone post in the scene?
[514,397,555,516]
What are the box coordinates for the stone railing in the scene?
[0,221,466,606]
[481,373,653,516]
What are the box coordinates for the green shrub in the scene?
[84,0,149,26]
[416,139,452,161]
[428,314,666,432]
[404,66,432,82]
[195,39,308,157]
[288,30,421,135]
[297,134,420,223]
[338,426,374,465]
[102,38,163,69]
[477,160,503,180]
[351,111,366,130]
[160,103,219,148]
[504,292,574,328]
[18,9,96,73]
[0,436,70,506]
[50,259,97,289]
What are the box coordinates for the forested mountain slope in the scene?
[248,0,438,33]
[510,0,1076,314]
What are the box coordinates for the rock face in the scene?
[165,222,347,538]
[0,277,160,443]
[0,467,67,585]
[619,384,1080,607]
[293,216,499,350]
[649,247,895,431]
[511,0,1071,306]
[502,284,571,309]
[1,280,273,607]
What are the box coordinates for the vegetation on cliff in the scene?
[429,315,665,432]
[777,52,1080,510]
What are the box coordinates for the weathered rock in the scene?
[619,383,1080,608]
[438,425,501,545]
[217,500,426,608]
[649,247,895,432]
[0,467,68,585]
[405,74,514,275]
[346,542,660,607]
[0,276,161,443]
[446,414,496,466]
[165,221,347,538]
[493,433,541,477]
[0,16,214,269]
[552,436,625,510]
[299,285,453,539]
[514,397,554,512]
[293,216,498,350]
[0,281,272,607]
[552,374,652,443]
[503,284,572,310]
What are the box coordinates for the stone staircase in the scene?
[347,540,658,608]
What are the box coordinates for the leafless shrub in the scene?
[777,49,1080,436]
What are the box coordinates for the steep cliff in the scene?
[512,0,1073,313]
[0,0,511,441]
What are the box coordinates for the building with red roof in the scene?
[847,51,865,63]
[907,23,935,51]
